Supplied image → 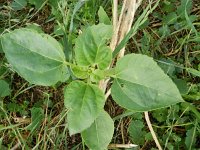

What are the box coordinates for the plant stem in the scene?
[112,0,118,32]
[99,0,142,91]
[64,61,76,67]
[144,111,162,150]
[108,144,138,149]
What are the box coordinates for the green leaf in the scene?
[186,68,200,77]
[152,108,168,122]
[0,40,3,53]
[64,81,105,135]
[69,0,86,32]
[111,54,184,111]
[28,0,45,9]
[162,1,175,13]
[11,0,27,10]
[140,31,151,54]
[1,29,69,86]
[177,0,192,18]
[49,0,60,7]
[7,102,24,113]
[25,23,43,33]
[189,34,200,43]
[26,107,44,133]
[158,25,171,37]
[98,6,111,25]
[0,65,7,77]
[90,69,105,83]
[71,66,88,79]
[185,126,197,150]
[128,120,146,145]
[162,12,178,25]
[182,102,200,120]
[75,24,112,69]
[0,80,11,97]
[81,111,114,150]
[173,78,189,95]
[180,0,197,34]
[158,59,175,76]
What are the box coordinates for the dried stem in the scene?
[116,0,137,58]
[11,141,21,150]
[99,0,142,90]
[105,0,142,148]
[112,0,118,33]
[105,88,111,100]
[144,112,162,150]
[103,1,162,150]
[108,144,138,149]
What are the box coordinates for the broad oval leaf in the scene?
[0,80,11,97]
[1,29,68,86]
[81,111,114,150]
[75,24,112,69]
[64,81,105,135]
[111,54,184,111]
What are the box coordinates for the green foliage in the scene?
[177,0,192,18]
[26,107,44,133]
[185,122,197,150]
[2,0,198,148]
[74,24,112,69]
[25,23,43,33]
[98,6,111,25]
[162,12,178,25]
[28,0,45,9]
[81,111,114,150]
[111,54,184,111]
[186,68,200,77]
[162,1,175,13]
[69,0,86,32]
[71,66,88,79]
[1,21,186,149]
[152,108,168,122]
[11,0,27,11]
[6,101,29,116]
[0,42,3,53]
[0,80,10,97]
[128,120,146,145]
[1,29,69,86]
[64,81,105,135]
[158,59,175,76]
[48,0,60,7]
[173,78,188,95]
